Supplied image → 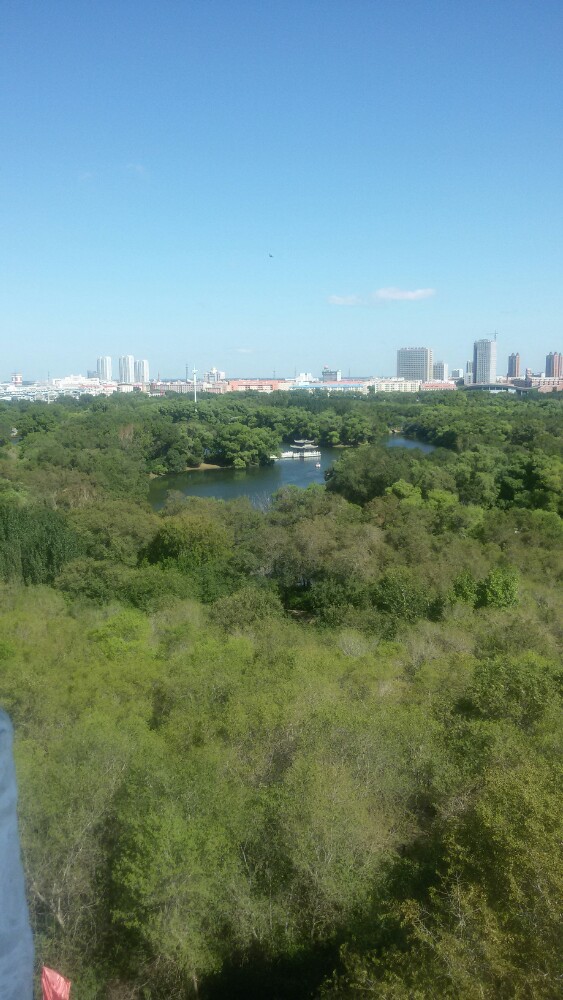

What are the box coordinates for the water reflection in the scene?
[148,437,434,510]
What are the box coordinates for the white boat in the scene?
[275,439,322,460]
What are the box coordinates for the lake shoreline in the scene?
[187,462,223,471]
[148,437,435,510]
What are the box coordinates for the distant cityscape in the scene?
[1,342,562,401]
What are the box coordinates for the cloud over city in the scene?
[374,287,436,301]
[329,287,436,306]
[327,295,364,306]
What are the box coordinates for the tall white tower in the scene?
[134,359,149,383]
[97,356,112,380]
[473,339,497,384]
[119,355,135,384]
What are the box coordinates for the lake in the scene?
[148,437,434,510]
[386,435,435,453]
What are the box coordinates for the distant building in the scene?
[151,380,190,394]
[205,382,228,394]
[537,380,563,392]
[227,378,287,393]
[473,339,497,384]
[451,368,464,379]
[321,367,341,382]
[97,356,112,380]
[515,374,563,392]
[397,347,433,382]
[204,367,225,382]
[289,380,368,393]
[545,352,562,378]
[507,352,520,378]
[118,355,135,384]
[421,381,456,391]
[11,373,22,386]
[134,359,149,383]
[375,377,421,393]
[52,374,105,392]
[432,361,448,381]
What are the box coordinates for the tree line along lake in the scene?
[148,436,435,510]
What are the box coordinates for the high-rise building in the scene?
[119,355,135,384]
[473,339,497,384]
[507,353,520,378]
[451,368,463,379]
[204,367,226,383]
[397,347,433,382]
[432,361,448,381]
[134,359,149,383]
[97,356,112,380]
[545,352,562,378]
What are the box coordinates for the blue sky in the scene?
[2,0,562,379]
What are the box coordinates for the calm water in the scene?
[148,437,434,510]
[386,435,435,453]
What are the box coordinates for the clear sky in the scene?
[2,0,563,379]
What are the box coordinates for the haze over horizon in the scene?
[2,1,562,380]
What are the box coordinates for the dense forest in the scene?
[0,389,561,998]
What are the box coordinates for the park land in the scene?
[0,388,561,999]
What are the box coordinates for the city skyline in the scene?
[3,329,561,384]
[2,3,563,379]
[3,333,562,384]
[4,333,562,387]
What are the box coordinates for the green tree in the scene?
[477,568,519,609]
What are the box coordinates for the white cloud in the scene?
[125,163,148,178]
[329,287,436,306]
[328,294,364,306]
[235,347,253,354]
[374,287,436,301]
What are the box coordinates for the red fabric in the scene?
[42,966,71,999]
